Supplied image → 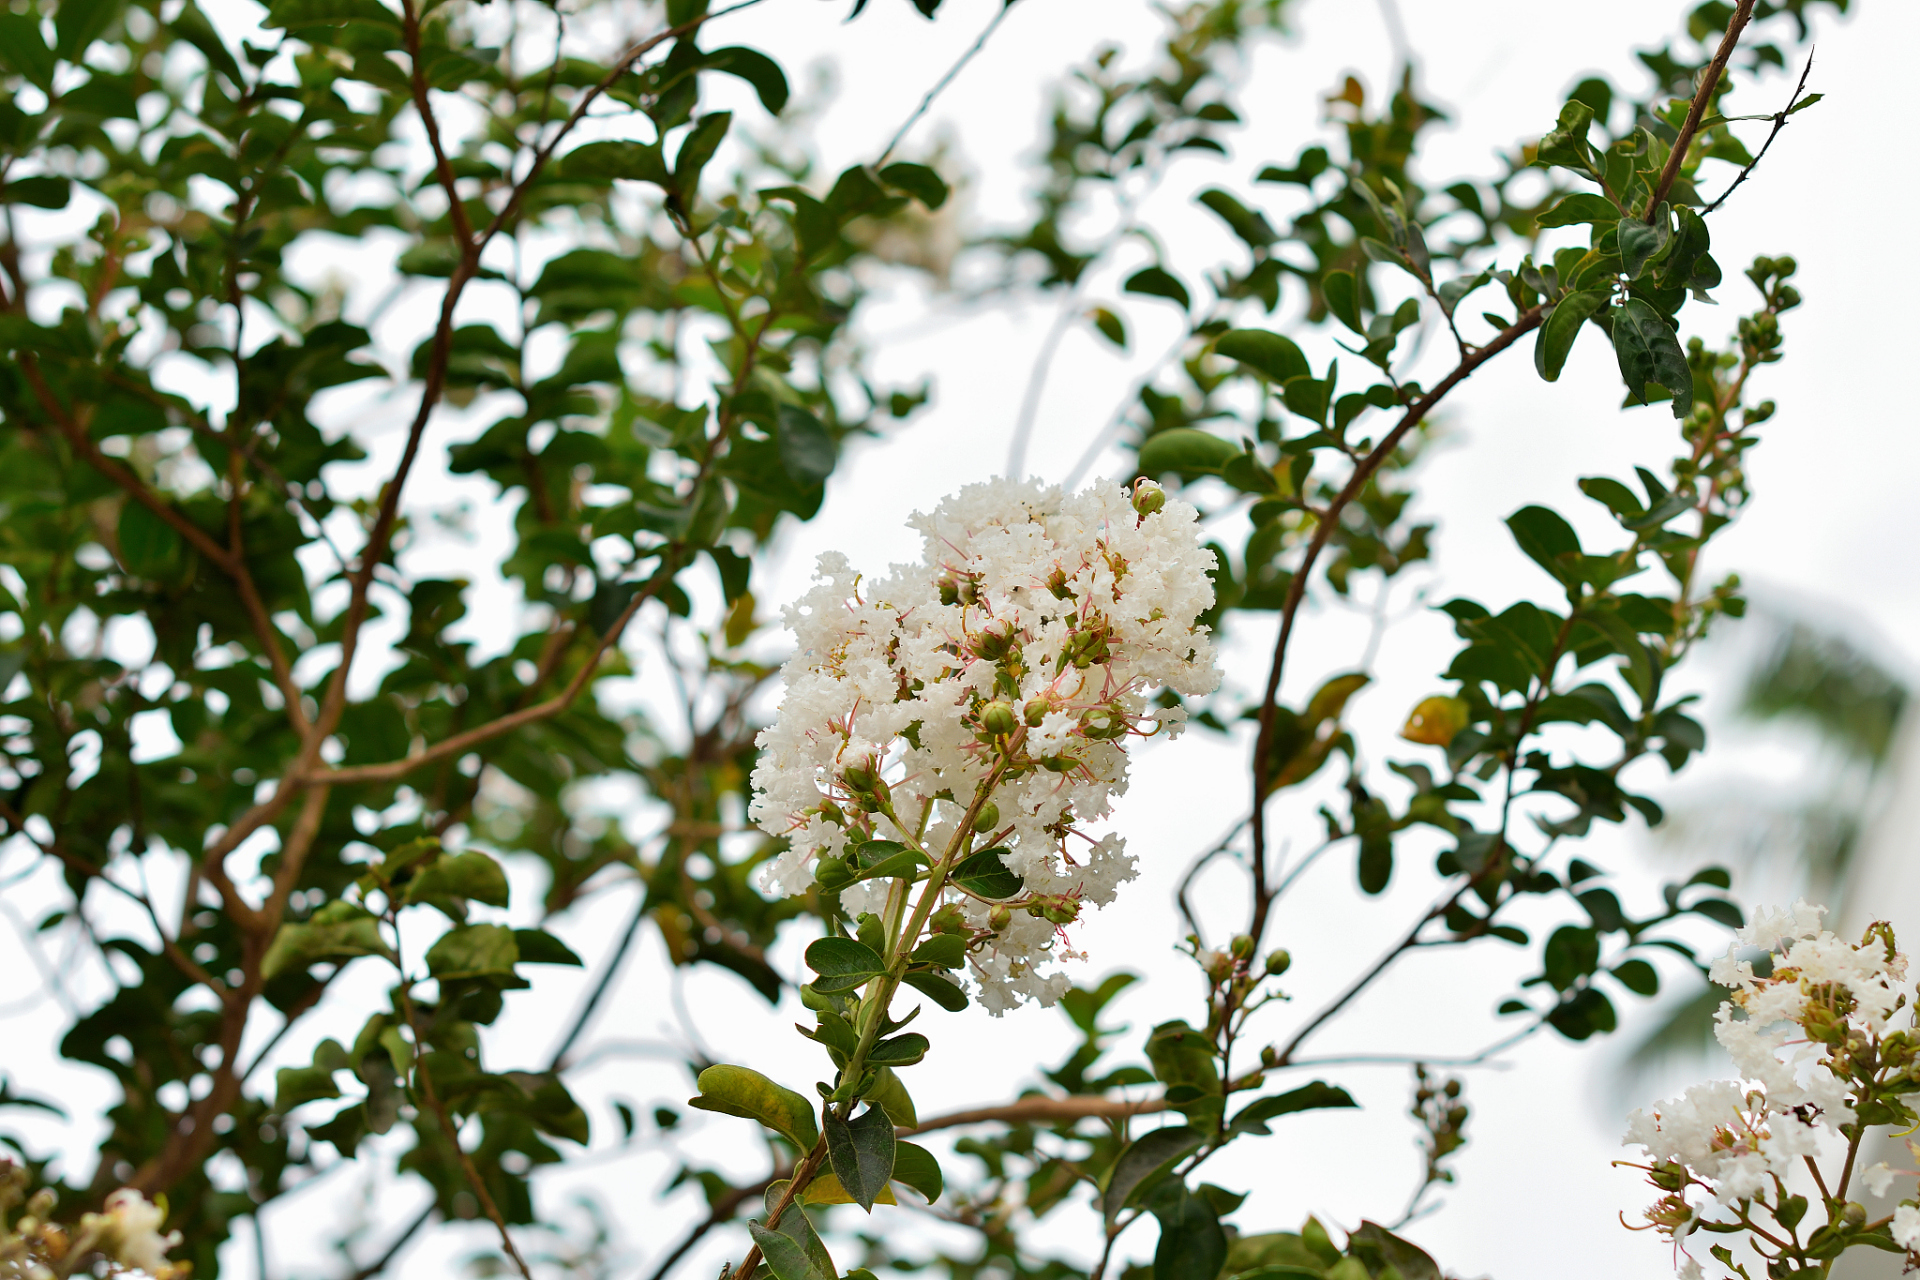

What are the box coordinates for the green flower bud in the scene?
[1132,478,1166,516]
[1842,1202,1867,1229]
[1040,754,1077,774]
[1229,934,1255,960]
[988,904,1013,932]
[979,700,1018,736]
[1265,949,1292,977]
[973,800,1000,831]
[1260,1045,1278,1068]
[1024,696,1053,727]
[929,903,970,935]
[812,858,855,891]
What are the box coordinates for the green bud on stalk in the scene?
[989,905,1012,932]
[1230,934,1255,960]
[1024,696,1053,727]
[813,858,854,891]
[980,700,1018,736]
[1265,949,1292,976]
[929,903,970,935]
[1132,478,1166,515]
[974,800,1000,831]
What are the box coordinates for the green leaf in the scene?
[702,46,789,113]
[1786,92,1823,115]
[748,1187,834,1280]
[1227,1082,1357,1138]
[824,1104,895,1211]
[1617,217,1664,280]
[404,850,509,910]
[1148,1181,1228,1280]
[562,139,670,187]
[1125,267,1191,310]
[260,902,391,980]
[688,1064,821,1151]
[947,847,1024,900]
[1090,306,1127,350]
[54,0,123,61]
[1611,959,1659,996]
[263,0,402,29]
[867,1033,929,1066]
[671,111,732,196]
[1505,505,1583,588]
[1215,329,1310,384]
[866,1066,917,1129]
[901,968,969,1012]
[804,937,886,993]
[1610,299,1693,416]
[1197,188,1276,248]
[6,176,70,210]
[424,923,519,980]
[909,934,965,969]
[1101,1125,1204,1225]
[0,14,56,89]
[776,405,836,487]
[274,1038,350,1112]
[1534,288,1609,382]
[1321,271,1363,333]
[513,929,583,966]
[891,1139,944,1202]
[116,499,184,578]
[1536,193,1620,228]
[1347,1222,1441,1280]
[1138,428,1240,478]
[877,161,949,210]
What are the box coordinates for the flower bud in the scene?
[1843,1201,1867,1229]
[1044,567,1074,600]
[1132,479,1166,516]
[812,858,855,891]
[1230,934,1255,960]
[1042,897,1080,926]
[973,800,1000,831]
[929,903,970,935]
[1081,708,1127,740]
[1260,1045,1278,1068]
[1203,949,1235,983]
[979,700,1018,736]
[1024,696,1054,727]
[842,759,879,793]
[1265,949,1292,977]
[1040,754,1077,774]
[988,904,1012,932]
[969,625,1017,662]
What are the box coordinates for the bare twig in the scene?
[877,1,1016,166]
[1702,50,1816,215]
[645,1175,777,1280]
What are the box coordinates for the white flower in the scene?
[1865,1162,1898,1197]
[1677,1258,1703,1280]
[1895,1204,1920,1250]
[750,478,1219,1012]
[84,1188,181,1274]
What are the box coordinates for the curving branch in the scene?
[1246,305,1544,945]
[1642,0,1756,219]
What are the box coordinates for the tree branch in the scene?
[1247,306,1543,945]
[1642,0,1757,219]
[645,1175,777,1280]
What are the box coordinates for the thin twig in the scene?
[878,1,1015,165]
[347,1202,437,1280]
[545,884,651,1071]
[1702,50,1815,215]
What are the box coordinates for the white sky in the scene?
[2,0,1916,1278]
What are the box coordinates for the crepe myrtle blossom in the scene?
[1621,903,1920,1278]
[749,477,1219,1013]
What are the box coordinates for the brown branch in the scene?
[400,0,476,250]
[1642,0,1756,219]
[398,985,535,1280]
[1702,50,1814,216]
[901,1094,1170,1136]
[316,556,675,786]
[1246,306,1543,944]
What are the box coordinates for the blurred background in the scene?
[3,0,1917,1276]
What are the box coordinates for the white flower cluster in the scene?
[1622,902,1920,1272]
[82,1189,184,1275]
[749,478,1219,1013]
